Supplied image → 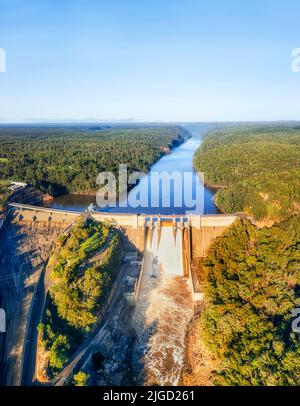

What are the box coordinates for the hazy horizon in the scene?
[0,119,300,125]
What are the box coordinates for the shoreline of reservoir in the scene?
[42,125,219,215]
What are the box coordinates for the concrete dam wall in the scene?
[9,203,238,268]
[6,204,238,386]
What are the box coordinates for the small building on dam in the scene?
[8,203,238,302]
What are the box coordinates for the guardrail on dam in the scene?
[8,202,238,255]
[9,202,238,254]
[8,203,239,301]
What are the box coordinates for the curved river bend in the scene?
[44,124,218,215]
[42,124,217,385]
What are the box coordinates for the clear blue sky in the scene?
[0,0,299,122]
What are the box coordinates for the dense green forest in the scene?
[0,124,189,196]
[200,215,300,385]
[0,180,10,211]
[194,125,300,222]
[38,218,122,376]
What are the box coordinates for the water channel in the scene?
[43,124,218,215]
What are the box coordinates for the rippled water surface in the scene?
[43,125,218,215]
[131,227,193,385]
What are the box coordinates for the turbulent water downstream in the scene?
[132,227,193,385]
[127,124,216,384]
[41,124,216,385]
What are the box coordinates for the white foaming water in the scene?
[132,226,193,386]
[149,226,184,276]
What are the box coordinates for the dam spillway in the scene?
[9,203,238,258]
[145,219,186,276]
[8,204,239,385]
[132,230,193,385]
[128,215,238,385]
[130,218,192,385]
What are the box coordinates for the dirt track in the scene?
[0,219,63,385]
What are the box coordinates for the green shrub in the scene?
[73,371,90,386]
[48,335,70,372]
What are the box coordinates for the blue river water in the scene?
[43,125,218,215]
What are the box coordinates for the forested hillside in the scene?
[0,125,189,196]
[200,215,300,385]
[38,218,122,378]
[0,180,10,211]
[194,125,300,222]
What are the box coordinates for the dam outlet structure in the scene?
[8,203,239,301]
[7,203,239,386]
